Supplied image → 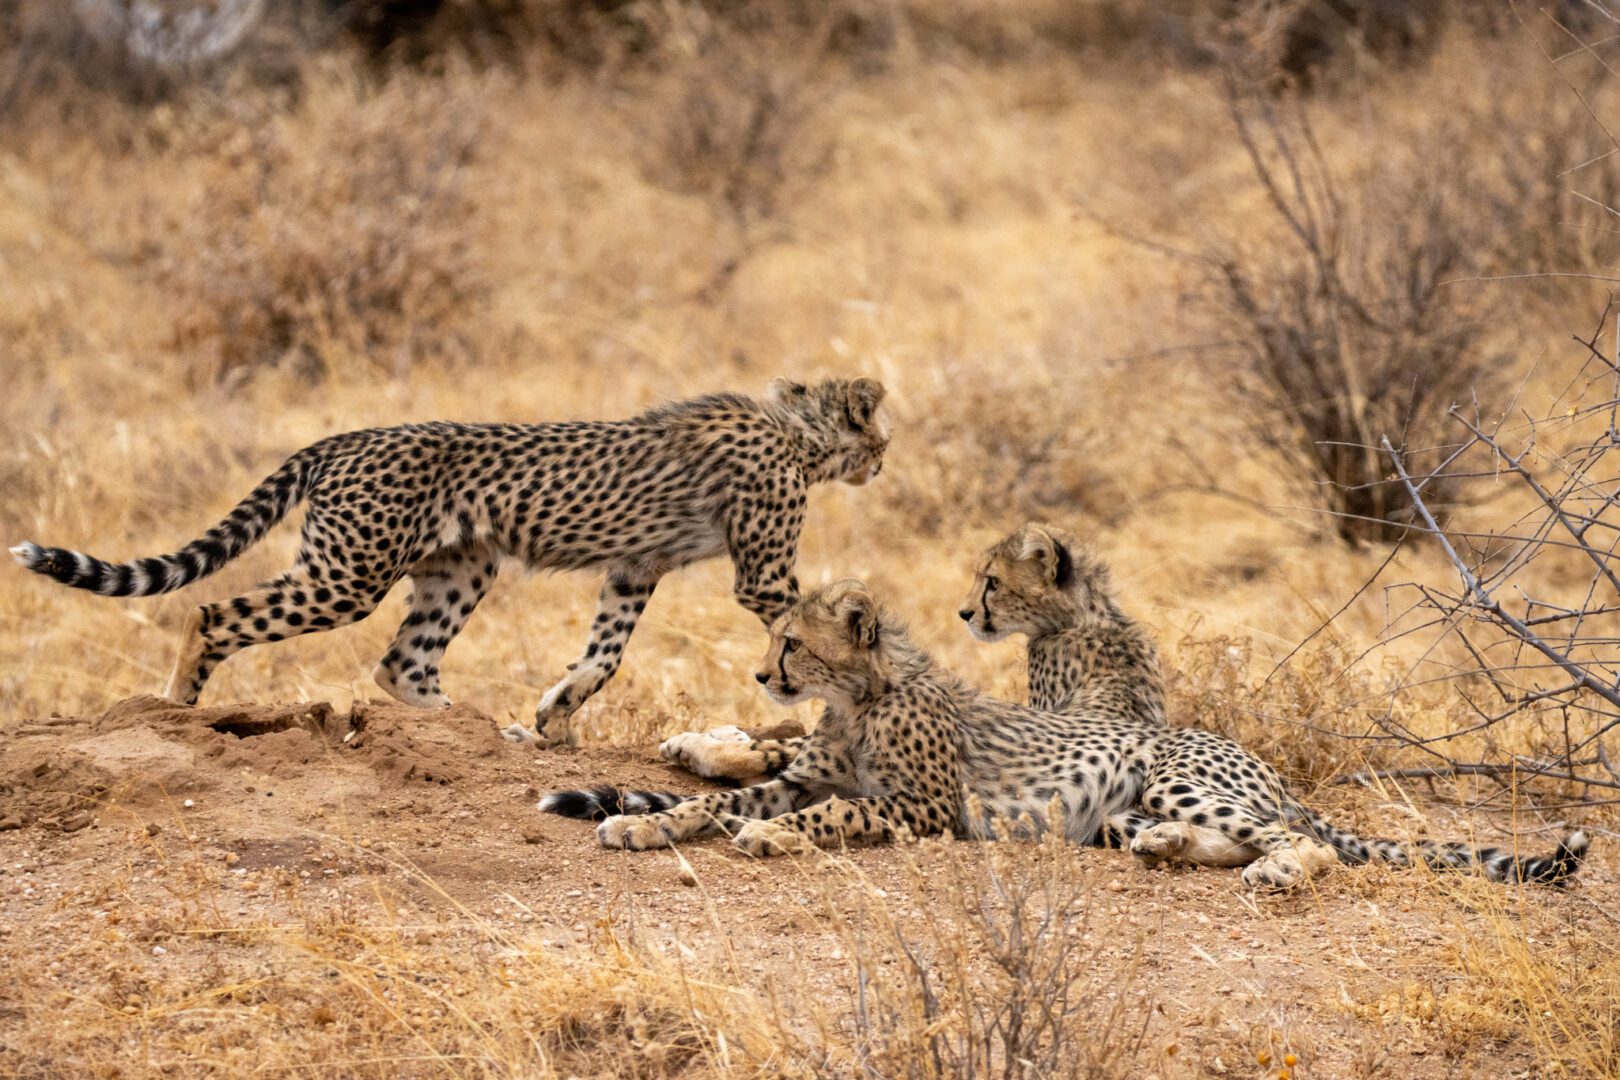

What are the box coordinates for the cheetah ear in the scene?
[1017,525,1058,580]
[768,377,808,404]
[844,378,886,431]
[828,578,880,649]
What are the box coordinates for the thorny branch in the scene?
[1371,314,1620,800]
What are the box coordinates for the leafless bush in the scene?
[1373,305,1620,807]
[1460,41,1620,280]
[1173,84,1491,545]
[831,834,1150,1079]
[156,72,488,387]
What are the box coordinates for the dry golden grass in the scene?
[3,5,1619,1077]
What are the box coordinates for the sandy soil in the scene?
[0,697,1610,1078]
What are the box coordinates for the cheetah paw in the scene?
[597,814,675,850]
[372,665,451,709]
[1241,838,1336,891]
[732,819,812,858]
[1242,851,1305,891]
[1130,821,1193,868]
[660,728,757,779]
[532,705,577,748]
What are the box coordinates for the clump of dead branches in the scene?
[1195,82,1489,546]
[1374,304,1620,808]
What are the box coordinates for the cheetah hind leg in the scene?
[163,607,209,705]
[504,572,659,748]
[166,571,383,707]
[373,543,497,710]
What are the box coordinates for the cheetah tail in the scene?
[538,786,688,821]
[11,447,319,598]
[1386,830,1591,885]
[1301,811,1590,885]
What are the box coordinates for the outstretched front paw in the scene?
[597,814,676,850]
[732,819,812,858]
[660,728,759,779]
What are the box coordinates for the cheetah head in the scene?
[756,578,899,709]
[768,376,890,485]
[960,523,1113,640]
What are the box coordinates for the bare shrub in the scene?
[1169,85,1491,545]
[620,1,848,299]
[1456,42,1620,279]
[155,70,489,386]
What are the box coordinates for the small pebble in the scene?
[151,946,166,957]
[182,800,195,809]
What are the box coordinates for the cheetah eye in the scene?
[984,576,999,592]
[782,637,800,653]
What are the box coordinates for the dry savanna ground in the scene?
[1,3,1618,1077]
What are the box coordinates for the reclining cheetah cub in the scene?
[12,378,889,746]
[654,524,1591,884]
[547,568,1587,889]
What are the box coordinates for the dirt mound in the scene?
[0,695,514,830]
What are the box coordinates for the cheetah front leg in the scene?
[597,778,816,850]
[503,571,658,747]
[732,793,955,857]
[727,498,801,629]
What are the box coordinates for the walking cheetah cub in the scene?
[12,378,889,745]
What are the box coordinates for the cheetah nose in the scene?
[755,672,770,685]
[958,609,973,621]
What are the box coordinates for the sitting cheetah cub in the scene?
[958,522,1589,887]
[12,378,889,746]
